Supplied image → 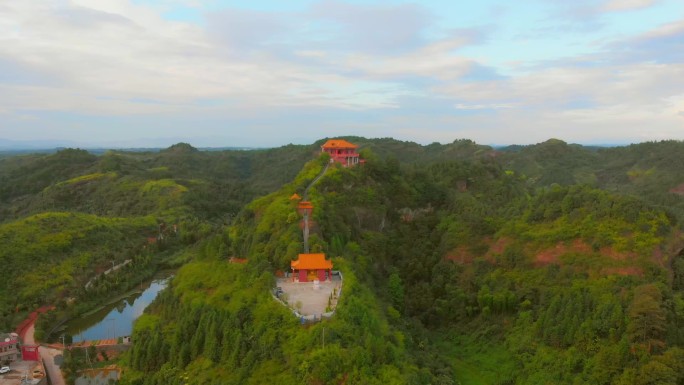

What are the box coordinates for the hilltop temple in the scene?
[321,139,362,167]
[290,253,333,282]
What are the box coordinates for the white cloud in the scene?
[454,103,514,110]
[341,37,474,81]
[0,0,682,146]
[309,1,431,55]
[603,0,659,12]
[0,1,410,116]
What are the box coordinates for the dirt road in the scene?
[23,319,65,385]
[23,322,35,344]
[39,346,65,385]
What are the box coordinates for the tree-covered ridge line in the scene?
[1,138,684,384]
[435,184,678,277]
[375,161,684,383]
[0,143,312,335]
[0,142,324,336]
[0,143,317,222]
[0,211,159,330]
[123,256,428,384]
[3,138,684,219]
[225,148,684,383]
[119,157,458,384]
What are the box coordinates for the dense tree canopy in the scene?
[2,139,684,384]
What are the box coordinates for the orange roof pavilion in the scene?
[321,139,362,168]
[291,253,333,270]
[321,139,358,149]
[297,200,313,209]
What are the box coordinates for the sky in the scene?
[0,0,683,148]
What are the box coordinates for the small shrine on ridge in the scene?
[289,197,335,282]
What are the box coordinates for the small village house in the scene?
[0,333,20,364]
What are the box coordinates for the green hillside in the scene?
[0,212,157,330]
[2,138,684,384]
[0,144,314,221]
[118,145,684,384]
[123,257,428,384]
[498,139,684,221]
[0,143,315,333]
[121,159,458,384]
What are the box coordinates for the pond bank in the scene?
[65,275,172,342]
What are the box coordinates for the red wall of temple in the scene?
[299,269,308,282]
[317,269,326,282]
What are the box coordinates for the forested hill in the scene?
[123,139,684,385]
[4,138,683,220]
[2,138,684,384]
[317,137,684,221]
[0,143,316,221]
[0,143,315,332]
[123,157,435,384]
[496,139,684,220]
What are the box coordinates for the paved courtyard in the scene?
[277,276,342,316]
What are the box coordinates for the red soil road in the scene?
[15,306,54,341]
[20,313,66,385]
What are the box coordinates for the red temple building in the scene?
[321,139,361,167]
[291,253,333,282]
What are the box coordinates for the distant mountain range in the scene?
[1,137,629,153]
[0,138,82,151]
[0,138,261,154]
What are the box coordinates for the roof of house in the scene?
[321,139,358,149]
[289,193,302,200]
[0,333,18,347]
[291,253,333,270]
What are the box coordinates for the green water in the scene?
[64,276,171,342]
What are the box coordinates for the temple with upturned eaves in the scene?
[321,139,362,167]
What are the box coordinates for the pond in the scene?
[64,276,171,342]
